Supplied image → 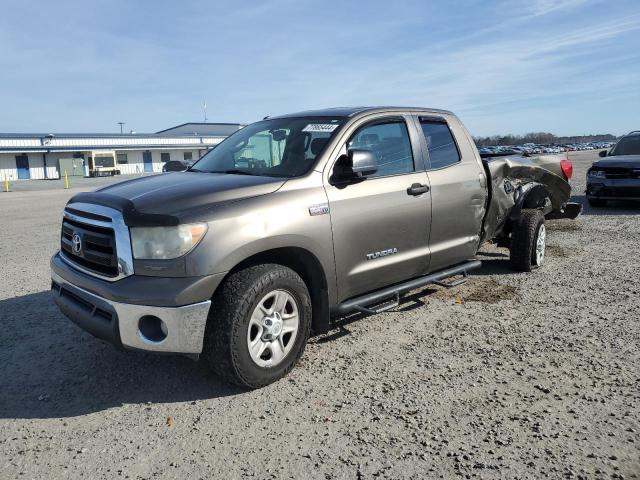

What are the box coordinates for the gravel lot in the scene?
[1,151,638,479]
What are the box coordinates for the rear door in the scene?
[325,115,432,301]
[414,115,487,272]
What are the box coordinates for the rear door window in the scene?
[419,119,461,169]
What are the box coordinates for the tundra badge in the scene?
[366,248,398,260]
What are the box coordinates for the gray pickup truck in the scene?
[51,107,580,388]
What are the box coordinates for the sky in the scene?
[0,0,638,137]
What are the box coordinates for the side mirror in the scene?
[599,150,607,157]
[332,149,378,183]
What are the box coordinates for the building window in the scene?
[161,153,171,163]
[117,153,128,164]
[184,152,193,161]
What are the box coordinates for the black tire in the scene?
[509,209,545,272]
[587,197,607,207]
[201,264,312,389]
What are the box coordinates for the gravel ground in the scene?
[0,151,638,479]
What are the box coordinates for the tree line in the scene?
[473,132,618,147]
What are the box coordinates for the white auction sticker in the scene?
[302,123,339,133]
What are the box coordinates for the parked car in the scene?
[162,160,193,172]
[586,131,640,207]
[51,107,580,388]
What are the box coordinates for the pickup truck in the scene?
[51,107,580,388]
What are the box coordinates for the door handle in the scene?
[407,183,430,196]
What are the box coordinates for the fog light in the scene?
[138,315,168,343]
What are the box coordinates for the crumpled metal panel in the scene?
[481,155,572,242]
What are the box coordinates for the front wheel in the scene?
[509,209,546,272]
[201,264,312,388]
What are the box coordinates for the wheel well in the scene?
[226,247,330,335]
[501,184,551,238]
[521,184,550,210]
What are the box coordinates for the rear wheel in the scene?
[587,197,607,207]
[201,264,312,388]
[509,209,546,272]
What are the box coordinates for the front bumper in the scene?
[51,254,217,354]
[586,178,640,200]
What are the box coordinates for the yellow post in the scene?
[4,175,8,193]
[64,170,69,190]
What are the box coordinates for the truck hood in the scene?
[68,172,286,225]
[592,155,640,168]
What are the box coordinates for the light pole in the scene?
[118,122,125,134]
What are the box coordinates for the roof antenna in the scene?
[203,101,208,122]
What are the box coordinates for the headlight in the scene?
[130,223,208,259]
[588,169,606,178]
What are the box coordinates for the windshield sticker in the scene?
[302,124,339,133]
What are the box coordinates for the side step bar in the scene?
[331,259,481,316]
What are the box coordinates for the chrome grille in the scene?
[61,217,118,277]
[59,203,135,281]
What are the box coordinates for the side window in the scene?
[420,120,460,169]
[347,120,414,177]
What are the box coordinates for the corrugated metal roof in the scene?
[155,123,244,136]
[0,122,236,151]
[0,135,226,152]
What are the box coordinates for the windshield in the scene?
[610,136,640,156]
[191,116,346,177]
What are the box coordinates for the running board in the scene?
[331,260,481,316]
[353,292,400,315]
[433,271,468,288]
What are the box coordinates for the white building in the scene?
[0,122,243,180]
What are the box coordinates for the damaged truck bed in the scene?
[481,154,581,245]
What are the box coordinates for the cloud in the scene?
[527,0,593,16]
[0,0,637,135]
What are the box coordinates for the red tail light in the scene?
[560,159,573,180]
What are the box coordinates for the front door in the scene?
[325,117,432,301]
[143,151,153,172]
[15,155,30,179]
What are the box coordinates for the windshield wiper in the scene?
[213,169,258,176]
[192,169,286,178]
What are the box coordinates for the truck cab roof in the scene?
[268,106,455,119]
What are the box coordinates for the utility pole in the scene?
[118,122,125,134]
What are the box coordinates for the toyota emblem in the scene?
[72,233,82,254]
